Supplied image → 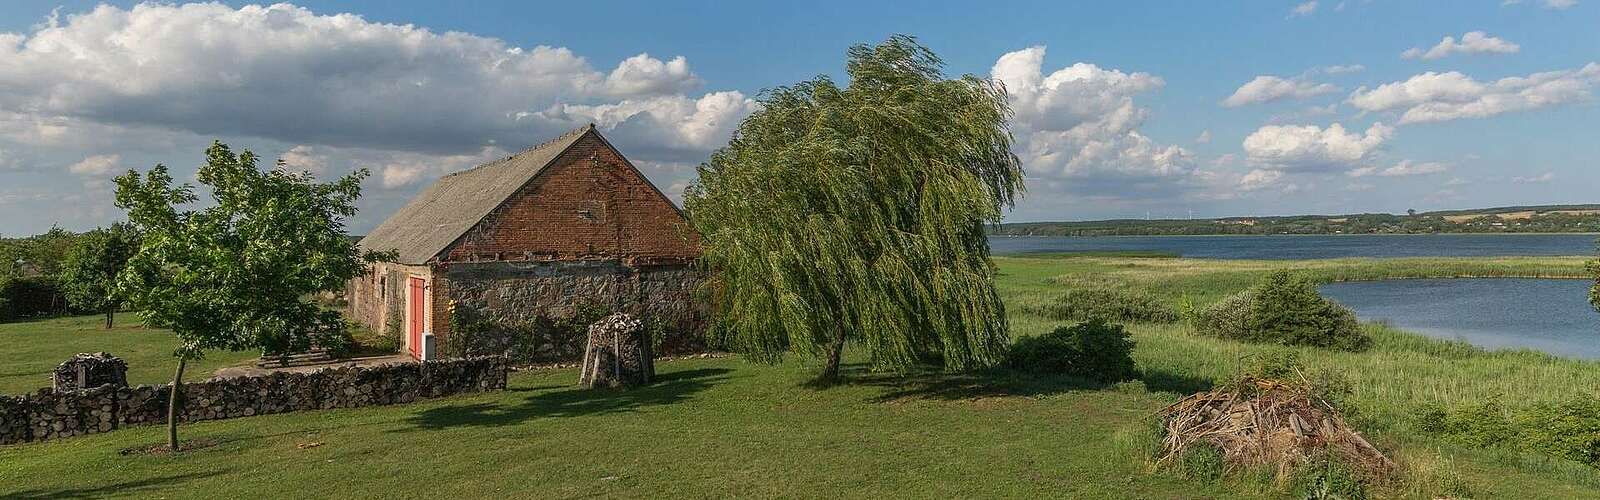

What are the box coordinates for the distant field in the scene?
[3,255,1600,498]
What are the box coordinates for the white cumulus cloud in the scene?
[991,46,1199,194]
[1223,75,1340,107]
[0,2,749,158]
[1402,31,1520,60]
[1242,122,1394,171]
[1290,1,1319,17]
[66,154,121,176]
[1348,160,1447,177]
[1347,64,1600,124]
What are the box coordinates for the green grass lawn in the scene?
[0,315,258,395]
[2,254,1598,498]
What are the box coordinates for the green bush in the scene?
[1415,396,1600,468]
[372,313,404,353]
[1196,271,1370,351]
[1414,399,1517,449]
[1518,396,1600,467]
[1039,286,1177,323]
[0,276,69,321]
[1006,319,1138,383]
[1292,454,1369,500]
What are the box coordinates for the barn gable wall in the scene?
[440,132,698,264]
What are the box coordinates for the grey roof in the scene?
[359,124,594,264]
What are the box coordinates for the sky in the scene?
[0,0,1596,236]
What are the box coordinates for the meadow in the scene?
[1,254,1597,498]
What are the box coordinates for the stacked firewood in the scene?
[579,313,654,389]
[1157,376,1395,482]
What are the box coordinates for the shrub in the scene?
[1006,319,1138,383]
[1040,286,1177,323]
[1518,396,1600,467]
[1413,399,1517,449]
[310,322,355,359]
[0,276,68,321]
[1196,271,1371,351]
[1416,396,1600,468]
[372,313,404,353]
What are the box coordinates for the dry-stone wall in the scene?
[0,356,507,445]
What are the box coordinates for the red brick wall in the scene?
[441,132,700,265]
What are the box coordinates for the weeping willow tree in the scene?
[684,35,1024,382]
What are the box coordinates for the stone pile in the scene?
[579,313,654,389]
[52,352,128,392]
[0,356,508,445]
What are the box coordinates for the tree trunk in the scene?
[105,308,115,329]
[167,357,187,452]
[818,327,847,384]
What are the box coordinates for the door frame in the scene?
[407,276,426,360]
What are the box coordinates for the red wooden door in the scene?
[408,277,425,359]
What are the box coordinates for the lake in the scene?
[990,233,1598,259]
[1320,278,1600,359]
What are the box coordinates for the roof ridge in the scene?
[442,123,596,178]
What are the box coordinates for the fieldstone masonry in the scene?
[52,352,128,392]
[442,260,706,361]
[0,356,507,445]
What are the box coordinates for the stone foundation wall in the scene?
[0,356,507,445]
[438,260,707,361]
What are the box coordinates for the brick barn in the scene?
[348,125,702,361]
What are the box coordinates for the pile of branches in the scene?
[1157,375,1395,482]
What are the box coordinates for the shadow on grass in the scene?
[398,367,731,431]
[2,471,226,499]
[840,364,1212,403]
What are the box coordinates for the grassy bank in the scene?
[996,254,1590,321]
[0,315,257,394]
[2,254,1598,498]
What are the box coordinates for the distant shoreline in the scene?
[990,232,1600,238]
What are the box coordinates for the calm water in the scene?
[1321,279,1600,359]
[990,233,1598,259]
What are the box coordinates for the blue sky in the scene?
[0,1,1595,235]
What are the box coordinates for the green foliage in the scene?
[684,35,1025,378]
[113,141,388,360]
[1416,396,1600,468]
[1196,271,1371,351]
[1177,442,1226,481]
[0,276,67,321]
[1518,396,1600,467]
[56,223,139,326]
[1038,286,1177,323]
[1414,399,1518,449]
[444,300,494,359]
[3,227,80,277]
[371,313,405,353]
[1005,319,1137,383]
[1292,453,1369,500]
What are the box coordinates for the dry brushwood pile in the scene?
[1157,376,1395,481]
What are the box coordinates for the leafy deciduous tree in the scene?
[58,223,139,328]
[115,141,387,451]
[684,35,1024,382]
